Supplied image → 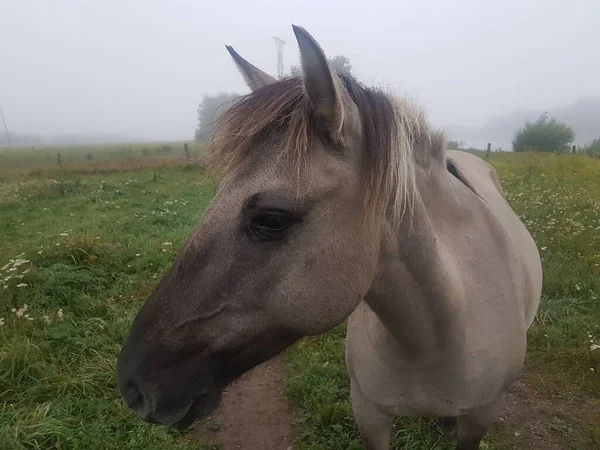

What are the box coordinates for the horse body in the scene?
[346,151,541,448]
[116,25,542,450]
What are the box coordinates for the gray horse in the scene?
[116,25,542,450]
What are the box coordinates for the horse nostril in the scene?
[121,381,155,421]
[124,382,145,409]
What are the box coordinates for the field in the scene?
[1,146,599,449]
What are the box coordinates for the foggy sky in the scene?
[1,0,598,142]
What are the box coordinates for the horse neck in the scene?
[364,162,466,357]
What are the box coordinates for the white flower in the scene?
[16,283,27,288]
[135,253,141,257]
[59,232,69,236]
[57,309,64,320]
[43,315,51,324]
[0,318,4,326]
[541,247,547,251]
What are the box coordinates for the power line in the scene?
[0,103,11,148]
[273,37,286,80]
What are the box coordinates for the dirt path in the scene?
[489,376,600,449]
[194,356,294,450]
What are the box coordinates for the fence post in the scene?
[57,153,62,170]
[184,142,190,161]
[486,142,491,160]
[572,145,576,154]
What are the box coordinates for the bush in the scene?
[512,113,574,152]
[155,145,172,154]
[583,138,600,158]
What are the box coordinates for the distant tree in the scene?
[583,137,600,157]
[447,140,465,150]
[195,92,240,141]
[512,112,574,152]
[289,54,353,77]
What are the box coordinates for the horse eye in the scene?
[249,211,292,241]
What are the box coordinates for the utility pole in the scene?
[0,103,11,148]
[273,37,286,80]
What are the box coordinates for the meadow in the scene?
[0,146,598,449]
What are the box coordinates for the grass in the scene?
[1,149,598,449]
[0,160,215,449]
[0,141,207,177]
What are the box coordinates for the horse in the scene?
[116,25,542,450]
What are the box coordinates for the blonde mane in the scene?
[206,74,445,224]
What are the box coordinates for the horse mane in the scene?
[206,74,445,223]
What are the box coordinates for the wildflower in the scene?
[541,247,547,251]
[43,315,51,324]
[16,308,25,317]
[57,309,64,320]
[591,344,600,351]
[11,308,16,313]
[16,283,27,288]
[27,317,34,321]
[576,285,581,291]
[59,232,69,236]
[135,253,141,257]
[0,318,4,326]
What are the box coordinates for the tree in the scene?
[512,112,574,152]
[583,137,600,157]
[289,54,353,77]
[195,92,240,141]
[447,140,465,150]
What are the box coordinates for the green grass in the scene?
[0,165,215,449]
[1,150,598,449]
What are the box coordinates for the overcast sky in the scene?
[1,0,598,141]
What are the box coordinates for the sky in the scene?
[1,0,599,142]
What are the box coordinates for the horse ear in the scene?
[225,45,277,91]
[292,25,352,145]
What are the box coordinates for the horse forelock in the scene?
[206,73,445,224]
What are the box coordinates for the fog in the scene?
[1,0,598,145]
